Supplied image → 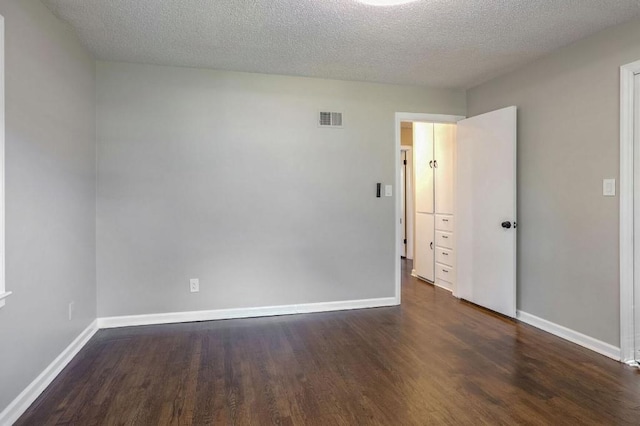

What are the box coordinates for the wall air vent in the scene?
[319,111,343,128]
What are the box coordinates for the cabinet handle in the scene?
[442,252,448,256]
[430,242,433,250]
[442,269,449,273]
[433,160,438,168]
[442,235,448,239]
[429,160,433,168]
[442,219,449,222]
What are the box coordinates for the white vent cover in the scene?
[319,111,343,128]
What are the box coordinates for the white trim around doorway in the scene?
[620,60,640,365]
[394,113,465,304]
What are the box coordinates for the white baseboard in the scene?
[1,305,620,425]
[516,311,621,361]
[434,280,453,293]
[97,297,399,329]
[0,320,98,426]
[0,298,398,424]
[412,273,436,287]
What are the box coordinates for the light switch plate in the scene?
[384,185,393,197]
[190,278,200,293]
[603,179,616,197]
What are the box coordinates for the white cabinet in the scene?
[436,264,455,286]
[435,124,455,215]
[414,213,435,281]
[435,217,455,291]
[435,230,453,249]
[414,123,434,214]
[435,247,454,267]
[413,122,456,290]
[435,214,454,232]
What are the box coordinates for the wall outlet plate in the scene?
[190,278,200,293]
[68,301,75,321]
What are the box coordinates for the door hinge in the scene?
[403,159,407,165]
[403,239,407,244]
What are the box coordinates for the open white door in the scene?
[456,106,517,317]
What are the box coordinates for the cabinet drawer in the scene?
[436,247,454,267]
[435,231,453,249]
[436,263,455,284]
[435,215,454,232]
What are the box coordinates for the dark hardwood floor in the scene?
[17,260,640,425]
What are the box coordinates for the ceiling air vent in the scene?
[319,111,343,128]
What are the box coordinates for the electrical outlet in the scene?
[190,278,200,293]
[68,301,74,321]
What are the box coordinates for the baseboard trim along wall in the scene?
[516,311,621,361]
[0,298,398,424]
[0,320,99,426]
[97,297,399,329]
[2,303,620,425]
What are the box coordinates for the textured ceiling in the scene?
[43,0,640,89]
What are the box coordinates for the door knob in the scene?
[501,221,512,229]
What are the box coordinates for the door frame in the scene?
[620,59,640,365]
[394,113,465,303]
[400,146,413,260]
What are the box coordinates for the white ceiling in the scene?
[44,0,640,89]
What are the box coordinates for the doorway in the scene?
[394,110,518,318]
[394,113,463,303]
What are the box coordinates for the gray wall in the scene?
[0,0,96,413]
[96,62,465,317]
[467,18,640,347]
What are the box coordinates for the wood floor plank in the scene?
[15,259,640,425]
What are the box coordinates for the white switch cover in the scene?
[384,185,393,197]
[603,179,616,197]
[190,278,200,293]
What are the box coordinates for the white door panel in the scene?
[435,123,455,214]
[456,106,517,318]
[415,213,435,281]
[414,123,434,214]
